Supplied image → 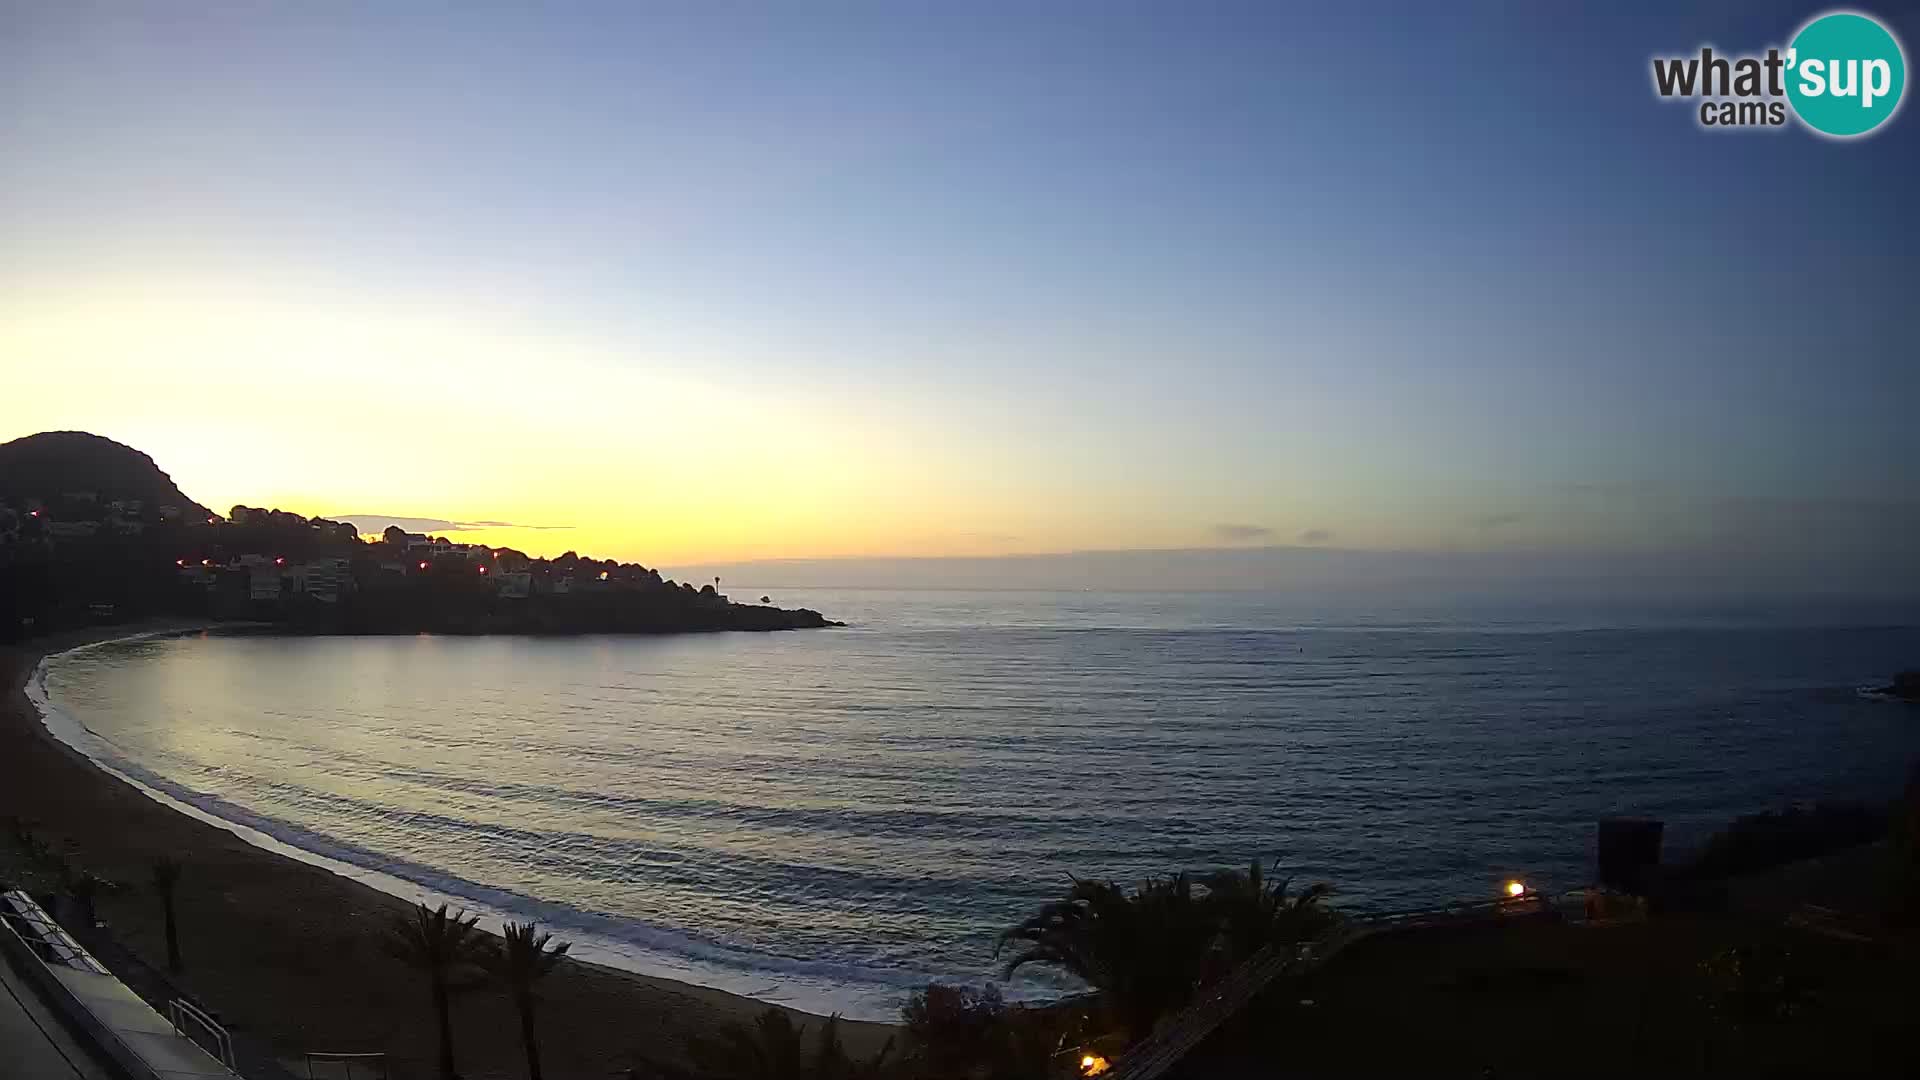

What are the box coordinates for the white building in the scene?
[234,555,283,601]
[292,557,351,602]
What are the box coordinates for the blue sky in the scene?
[2,1,1915,589]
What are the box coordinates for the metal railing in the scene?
[1,889,112,973]
[1357,891,1554,930]
[169,996,237,1071]
[303,1050,389,1079]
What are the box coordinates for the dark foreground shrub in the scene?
[1688,802,1889,879]
[901,982,1082,1080]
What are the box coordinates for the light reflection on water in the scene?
[44,591,1920,1017]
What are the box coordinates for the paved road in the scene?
[0,950,116,1080]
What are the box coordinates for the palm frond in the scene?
[483,919,572,993]
[384,903,489,973]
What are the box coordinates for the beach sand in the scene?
[1,621,895,1080]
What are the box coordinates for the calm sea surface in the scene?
[39,591,1920,1017]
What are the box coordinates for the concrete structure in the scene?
[234,555,284,601]
[1,891,234,1079]
[0,940,117,1079]
[293,557,351,602]
[402,533,452,556]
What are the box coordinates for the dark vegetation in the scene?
[997,863,1336,1045]
[482,920,574,1080]
[0,430,209,515]
[0,430,836,639]
[384,904,493,1080]
[8,805,1920,1080]
[151,855,183,973]
[897,984,1058,1080]
[1682,802,1891,880]
[689,1008,893,1080]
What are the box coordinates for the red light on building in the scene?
[419,561,429,570]
[478,566,488,575]
[275,557,286,566]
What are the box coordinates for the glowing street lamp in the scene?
[1506,880,1528,899]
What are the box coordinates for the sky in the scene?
[3,2,1916,592]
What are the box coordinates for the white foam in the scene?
[28,632,916,1020]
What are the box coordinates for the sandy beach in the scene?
[0,621,894,1080]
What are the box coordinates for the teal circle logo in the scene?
[1786,11,1906,137]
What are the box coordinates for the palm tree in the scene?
[998,875,1217,1044]
[383,904,489,1080]
[689,1008,891,1080]
[691,1008,810,1080]
[480,921,571,1080]
[152,857,184,973]
[65,869,105,928]
[1201,860,1337,968]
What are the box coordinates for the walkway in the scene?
[0,943,116,1080]
[2,889,235,1079]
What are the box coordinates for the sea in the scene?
[32,590,1920,1019]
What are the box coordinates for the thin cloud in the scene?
[1557,481,1643,496]
[327,514,573,534]
[1212,523,1274,542]
[1299,528,1334,544]
[1474,512,1524,530]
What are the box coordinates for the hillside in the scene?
[1,431,835,639]
[0,431,210,517]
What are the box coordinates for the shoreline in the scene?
[30,627,908,1019]
[2,620,895,1078]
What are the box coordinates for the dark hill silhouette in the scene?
[0,431,210,517]
[0,431,837,639]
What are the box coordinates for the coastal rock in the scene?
[1871,669,1920,701]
